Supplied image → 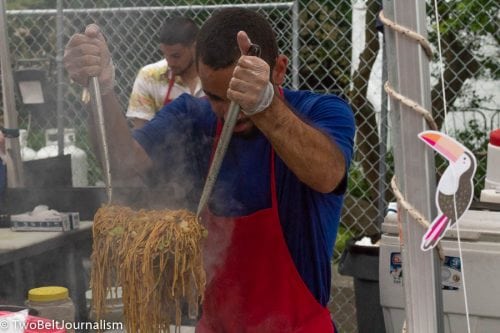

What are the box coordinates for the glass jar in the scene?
[26,286,75,332]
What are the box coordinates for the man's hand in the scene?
[227,31,274,116]
[63,24,115,95]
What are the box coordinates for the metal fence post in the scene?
[56,0,65,156]
[0,0,24,187]
[382,0,444,331]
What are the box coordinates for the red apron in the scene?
[163,73,176,105]
[196,121,334,333]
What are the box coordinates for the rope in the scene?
[390,176,445,261]
[384,81,439,131]
[378,10,433,59]
[432,2,449,135]
[435,0,470,325]
[380,7,442,254]
[381,6,471,332]
[390,176,430,230]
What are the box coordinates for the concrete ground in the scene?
[329,264,358,333]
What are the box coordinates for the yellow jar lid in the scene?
[28,286,69,302]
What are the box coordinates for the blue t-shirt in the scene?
[133,89,355,306]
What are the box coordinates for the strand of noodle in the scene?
[92,205,206,333]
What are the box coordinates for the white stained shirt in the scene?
[126,59,204,121]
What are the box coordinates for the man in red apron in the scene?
[126,16,203,130]
[64,8,355,333]
[197,124,336,333]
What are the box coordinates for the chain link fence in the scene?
[1,0,499,331]
[3,1,299,187]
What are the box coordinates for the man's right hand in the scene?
[63,24,115,95]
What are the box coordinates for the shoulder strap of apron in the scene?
[163,73,176,105]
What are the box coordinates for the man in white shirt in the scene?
[127,16,204,129]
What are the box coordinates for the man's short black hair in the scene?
[196,8,279,71]
[159,16,198,46]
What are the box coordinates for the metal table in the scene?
[0,221,92,321]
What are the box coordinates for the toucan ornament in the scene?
[418,131,477,251]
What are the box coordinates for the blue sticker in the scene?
[390,252,403,284]
[389,253,462,290]
[442,256,461,290]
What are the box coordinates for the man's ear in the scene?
[272,55,288,86]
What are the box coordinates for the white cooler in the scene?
[380,209,500,333]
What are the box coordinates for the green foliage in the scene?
[25,128,45,151]
[452,119,489,197]
[433,0,498,37]
[347,162,371,199]
[298,0,352,94]
[334,225,355,260]
[6,0,54,9]
[455,119,489,152]
[428,0,499,80]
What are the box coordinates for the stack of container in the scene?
[36,128,88,187]
[379,208,500,333]
[480,128,500,203]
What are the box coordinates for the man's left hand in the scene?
[227,31,274,116]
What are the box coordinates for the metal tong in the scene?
[87,78,113,203]
[195,44,261,220]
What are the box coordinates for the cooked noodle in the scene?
[91,205,206,332]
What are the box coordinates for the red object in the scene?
[163,73,176,105]
[0,311,66,332]
[490,129,500,147]
[196,120,335,332]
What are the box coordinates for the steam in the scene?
[201,215,235,286]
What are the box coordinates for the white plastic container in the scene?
[36,128,88,187]
[480,189,500,204]
[26,286,76,332]
[19,129,37,161]
[484,128,500,190]
[380,209,500,333]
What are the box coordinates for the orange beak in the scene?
[419,131,465,162]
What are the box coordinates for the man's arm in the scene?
[129,118,148,130]
[228,31,349,193]
[63,24,152,183]
[251,96,347,193]
[89,92,152,183]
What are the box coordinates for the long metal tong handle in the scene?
[88,77,113,203]
[196,102,240,219]
[196,44,261,220]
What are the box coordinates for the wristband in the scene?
[242,82,274,116]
